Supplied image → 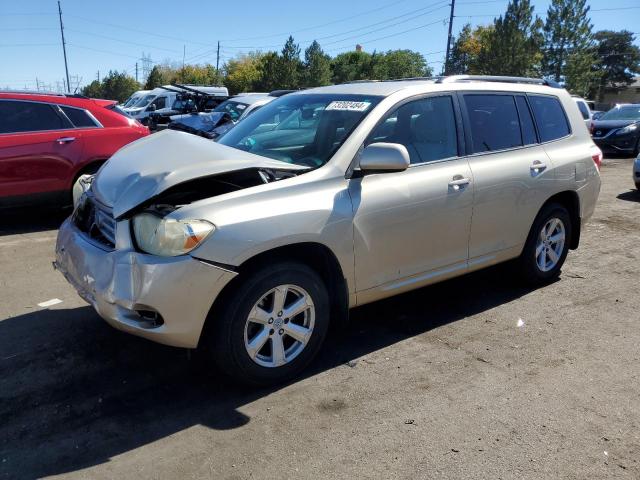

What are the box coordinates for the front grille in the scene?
[73,195,116,249]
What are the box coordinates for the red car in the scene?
[0,92,149,208]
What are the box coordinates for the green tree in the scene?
[144,66,163,89]
[277,36,303,89]
[448,24,495,74]
[303,41,332,87]
[377,49,432,79]
[591,30,640,101]
[480,0,544,76]
[81,80,103,98]
[543,0,598,94]
[256,52,281,91]
[331,50,373,83]
[224,52,265,94]
[100,71,140,102]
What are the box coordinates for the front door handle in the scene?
[56,137,75,144]
[448,177,471,190]
[530,160,547,174]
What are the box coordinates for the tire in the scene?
[518,203,572,286]
[635,182,640,191]
[201,262,330,387]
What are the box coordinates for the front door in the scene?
[349,94,473,295]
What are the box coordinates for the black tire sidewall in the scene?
[208,262,330,386]
[520,203,572,284]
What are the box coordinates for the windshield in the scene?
[600,105,640,121]
[131,94,155,108]
[217,93,382,167]
[122,95,139,107]
[214,100,249,121]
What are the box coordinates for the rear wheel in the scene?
[519,203,572,285]
[201,262,330,386]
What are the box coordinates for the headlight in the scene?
[132,213,215,257]
[617,123,638,135]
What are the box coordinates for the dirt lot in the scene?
[1,156,639,480]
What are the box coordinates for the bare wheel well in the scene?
[543,191,581,249]
[71,160,106,188]
[203,243,350,342]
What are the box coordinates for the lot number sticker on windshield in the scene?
[326,101,371,112]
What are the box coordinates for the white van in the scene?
[125,85,228,123]
[121,90,151,108]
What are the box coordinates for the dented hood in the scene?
[92,129,305,218]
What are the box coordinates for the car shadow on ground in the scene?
[617,190,640,203]
[0,263,543,478]
[0,206,70,236]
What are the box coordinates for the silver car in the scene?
[55,75,602,385]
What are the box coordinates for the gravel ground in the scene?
[0,156,639,480]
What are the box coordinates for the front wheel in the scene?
[519,203,572,286]
[201,262,330,386]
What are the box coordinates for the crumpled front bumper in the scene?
[54,218,237,348]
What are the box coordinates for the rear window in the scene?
[60,106,98,128]
[515,96,537,145]
[529,95,571,142]
[0,100,70,134]
[463,94,522,153]
[576,101,590,120]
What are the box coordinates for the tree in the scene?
[277,36,303,89]
[144,66,163,89]
[100,71,140,102]
[378,49,432,79]
[331,50,373,83]
[542,0,599,95]
[81,80,103,98]
[591,30,640,101]
[224,52,265,94]
[256,52,281,91]
[303,41,332,87]
[448,24,495,75]
[480,0,544,76]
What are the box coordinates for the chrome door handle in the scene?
[530,160,547,174]
[56,137,75,144]
[448,177,471,190]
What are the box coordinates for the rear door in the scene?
[0,100,84,203]
[460,92,556,262]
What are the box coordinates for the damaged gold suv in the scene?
[55,76,601,385]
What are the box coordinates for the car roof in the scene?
[230,94,271,106]
[292,76,566,97]
[0,91,116,109]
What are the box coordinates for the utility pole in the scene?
[182,45,186,82]
[444,0,456,75]
[135,63,138,83]
[216,41,220,77]
[57,0,71,92]
[97,70,100,82]
[36,77,40,91]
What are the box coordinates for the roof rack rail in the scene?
[436,75,562,88]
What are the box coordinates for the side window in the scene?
[60,106,98,128]
[529,95,571,142]
[515,96,537,145]
[576,101,590,120]
[0,100,69,134]
[151,96,166,109]
[463,94,522,153]
[368,96,458,164]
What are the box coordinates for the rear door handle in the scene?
[530,160,547,174]
[448,177,471,190]
[56,137,75,144]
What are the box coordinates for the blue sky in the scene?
[1,0,639,91]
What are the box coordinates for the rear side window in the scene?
[0,100,70,134]
[576,101,590,120]
[515,96,537,145]
[463,94,522,153]
[60,106,98,128]
[529,95,571,142]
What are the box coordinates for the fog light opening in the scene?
[135,309,165,328]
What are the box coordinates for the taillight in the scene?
[591,148,602,171]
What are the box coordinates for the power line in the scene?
[65,28,183,54]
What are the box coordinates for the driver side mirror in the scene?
[359,142,410,172]
[147,104,156,112]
